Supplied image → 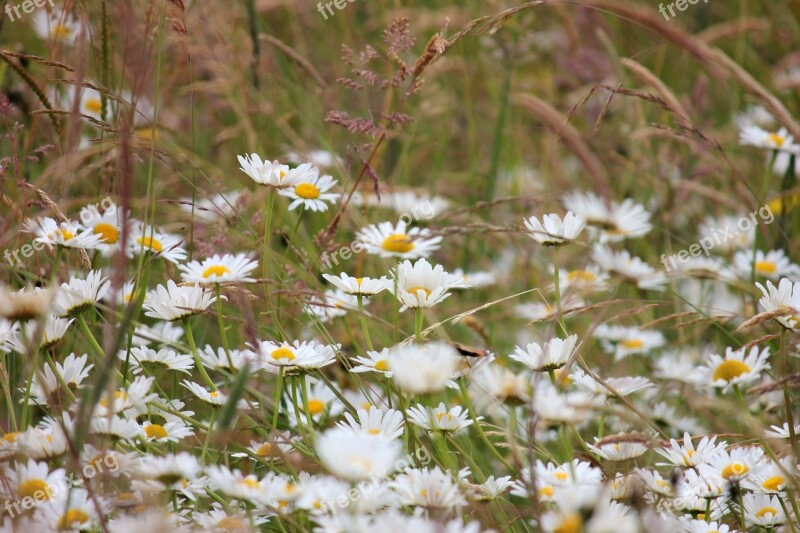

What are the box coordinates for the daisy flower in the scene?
[452,268,497,288]
[655,433,726,468]
[764,422,800,439]
[0,285,56,321]
[138,452,201,487]
[389,258,469,311]
[756,278,800,329]
[285,378,345,425]
[141,420,195,442]
[129,224,187,264]
[740,125,799,152]
[28,352,93,405]
[741,457,796,494]
[697,445,767,483]
[182,381,227,406]
[469,363,531,414]
[732,249,800,280]
[178,191,242,223]
[37,488,105,532]
[362,189,449,215]
[510,334,578,372]
[5,459,67,502]
[390,342,460,394]
[586,436,648,461]
[742,493,790,528]
[197,345,257,373]
[121,346,194,374]
[96,376,156,416]
[558,266,609,293]
[237,154,293,188]
[256,339,339,373]
[7,315,74,353]
[322,273,390,296]
[569,369,653,397]
[593,246,666,290]
[33,7,85,43]
[406,403,476,433]
[562,192,652,242]
[356,220,442,259]
[142,281,219,321]
[315,428,402,482]
[522,211,585,245]
[279,170,340,211]
[350,348,394,376]
[391,467,466,509]
[0,319,18,353]
[52,270,110,317]
[336,408,405,440]
[699,214,755,252]
[25,217,103,250]
[304,289,359,322]
[695,346,771,391]
[78,200,129,255]
[89,416,143,441]
[593,324,665,360]
[179,253,259,284]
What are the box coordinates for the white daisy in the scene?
[315,428,402,482]
[128,224,187,264]
[522,211,585,245]
[0,286,56,321]
[304,289,359,323]
[182,381,227,406]
[322,273,390,296]
[336,408,405,440]
[7,315,74,353]
[586,436,648,461]
[28,352,93,406]
[389,258,469,311]
[350,348,394,377]
[78,201,130,256]
[558,266,609,293]
[121,346,194,374]
[562,192,652,241]
[256,339,339,373]
[138,452,201,487]
[25,217,103,250]
[237,154,293,188]
[732,249,800,280]
[764,422,800,440]
[52,270,110,317]
[756,277,800,329]
[179,253,259,284]
[391,467,466,508]
[279,170,340,211]
[141,420,195,442]
[356,220,442,259]
[510,334,578,372]
[697,445,767,483]
[740,125,799,152]
[695,346,771,391]
[655,433,726,468]
[593,324,665,360]
[406,402,476,433]
[742,493,790,527]
[593,246,666,290]
[142,281,219,321]
[197,345,258,373]
[390,342,460,394]
[33,7,85,43]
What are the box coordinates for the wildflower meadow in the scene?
[1,1,800,532]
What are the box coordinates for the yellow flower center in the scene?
[307,399,325,415]
[136,236,163,253]
[256,443,272,456]
[381,233,414,254]
[145,424,168,439]
[93,223,119,244]
[209,391,219,398]
[554,471,569,481]
[238,477,261,489]
[767,133,786,147]
[202,265,231,279]
[271,347,295,361]
[567,270,597,282]
[295,183,321,199]
[18,479,51,500]
[58,228,75,241]
[756,507,779,518]
[539,486,554,498]
[721,462,749,479]
[2,432,19,443]
[712,360,751,382]
[217,517,246,532]
[135,127,160,141]
[554,514,582,533]
[355,277,364,286]
[621,339,644,350]
[367,429,382,435]
[763,476,785,491]
[85,98,103,114]
[51,24,73,39]
[406,286,432,298]
[374,359,390,371]
[58,509,89,529]
[755,261,778,275]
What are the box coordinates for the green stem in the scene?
[414,308,424,343]
[182,318,217,391]
[357,295,373,351]
[272,367,284,430]
[78,314,105,361]
[201,408,216,464]
[215,284,234,368]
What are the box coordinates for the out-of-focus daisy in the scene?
[141,419,194,443]
[142,281,218,321]
[407,403,476,433]
[178,191,242,223]
[389,258,469,311]
[28,352,93,406]
[570,369,653,397]
[279,170,339,212]
[194,507,270,532]
[315,428,402,482]
[532,382,600,425]
[563,192,652,242]
[322,273,389,296]
[391,467,466,509]
[285,378,345,425]
[131,321,184,346]
[740,125,799,152]
[89,416,143,441]
[52,270,110,317]
[587,435,648,461]
[286,149,342,169]
[33,7,85,42]
[0,286,56,321]
[25,217,103,250]
[469,363,531,414]
[452,268,497,288]
[179,253,258,284]
[197,345,257,373]
[594,324,665,360]
[699,214,755,252]
[182,381,227,406]
[255,339,339,373]
[356,221,442,260]
[0,319,18,353]
[138,452,201,487]
[694,346,771,392]
[510,334,578,372]
[336,408,405,440]
[237,154,294,188]
[61,83,110,123]
[304,289,359,323]
[121,346,194,374]
[558,266,609,293]
[361,189,449,215]
[732,249,800,280]
[4,459,67,503]
[350,348,393,377]
[756,278,800,330]
[7,315,74,353]
[461,475,515,501]
[522,211,585,245]
[390,342,460,394]
[742,493,790,528]
[37,488,105,532]
[593,246,666,290]
[96,376,156,416]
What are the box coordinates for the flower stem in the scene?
[357,295,373,351]
[182,318,217,391]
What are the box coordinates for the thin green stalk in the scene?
[215,284,234,368]
[182,318,217,391]
[414,308,424,343]
[272,368,284,430]
[357,295,373,351]
[201,408,217,464]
